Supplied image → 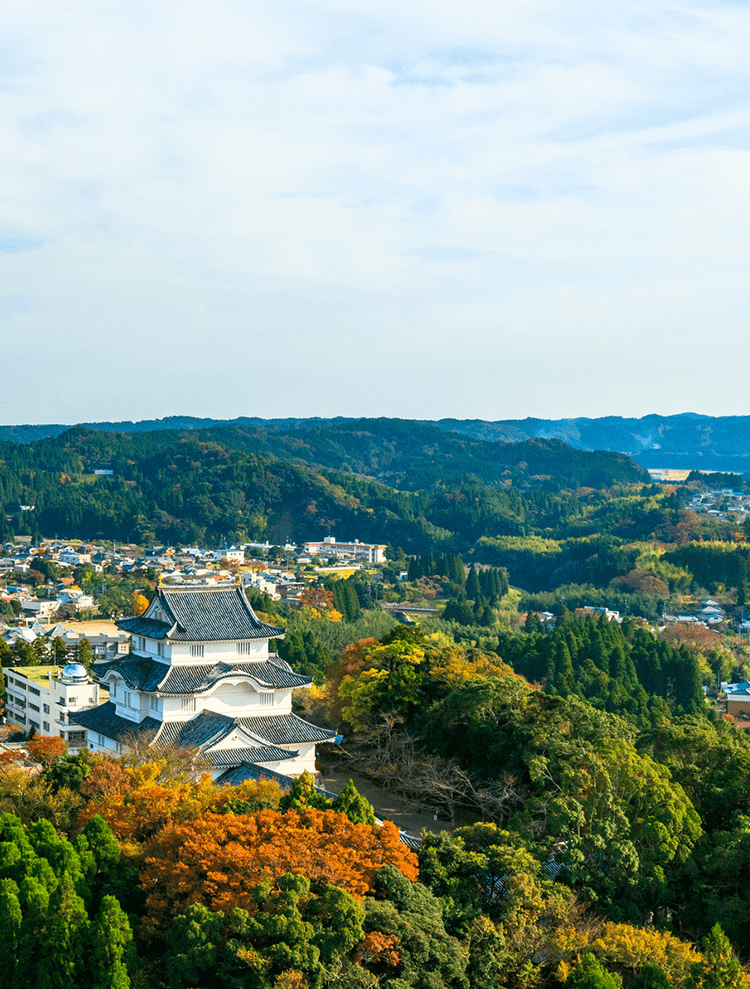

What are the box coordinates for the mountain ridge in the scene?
[1,413,749,472]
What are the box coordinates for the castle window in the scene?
[181,697,197,712]
[259,693,273,706]
[236,642,252,656]
[190,644,204,658]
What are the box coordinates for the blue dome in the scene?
[61,662,89,684]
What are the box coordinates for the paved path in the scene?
[317,760,455,838]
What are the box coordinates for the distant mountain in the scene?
[434,414,750,473]
[2,413,749,473]
[0,423,646,549]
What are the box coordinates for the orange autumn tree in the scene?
[26,735,67,767]
[77,760,282,843]
[139,808,418,935]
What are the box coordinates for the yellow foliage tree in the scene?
[553,921,702,985]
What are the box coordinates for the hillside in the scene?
[3,412,750,472]
[0,423,646,549]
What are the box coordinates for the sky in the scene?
[0,0,748,425]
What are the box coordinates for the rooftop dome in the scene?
[61,662,89,684]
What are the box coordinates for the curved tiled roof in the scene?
[103,656,311,694]
[236,713,337,745]
[106,654,171,691]
[157,660,311,694]
[117,616,174,640]
[118,585,285,641]
[154,711,236,748]
[200,746,296,767]
[69,703,160,743]
[217,763,298,788]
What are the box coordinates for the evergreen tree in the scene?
[89,895,134,989]
[0,878,22,989]
[688,924,745,989]
[465,565,481,601]
[333,780,377,827]
[37,874,88,989]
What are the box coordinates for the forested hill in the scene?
[4,412,750,471]
[0,423,645,548]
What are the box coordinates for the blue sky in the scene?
[0,0,748,424]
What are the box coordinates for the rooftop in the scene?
[118,584,286,642]
[10,665,62,685]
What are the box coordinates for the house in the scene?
[70,583,338,780]
[4,664,104,752]
[20,599,60,620]
[213,546,245,564]
[725,682,750,717]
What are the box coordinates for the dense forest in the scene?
[2,615,750,989]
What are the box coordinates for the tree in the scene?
[363,865,468,989]
[0,878,22,989]
[565,954,622,989]
[27,736,66,768]
[688,924,746,989]
[333,780,377,827]
[166,875,368,989]
[138,808,419,937]
[89,895,135,989]
[466,566,481,601]
[76,637,93,674]
[130,591,149,616]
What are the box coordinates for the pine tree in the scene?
[89,895,134,989]
[0,878,22,989]
[688,924,745,989]
[333,781,377,827]
[36,874,89,989]
[466,566,481,601]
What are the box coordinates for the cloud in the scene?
[0,0,748,422]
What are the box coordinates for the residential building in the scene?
[71,583,337,781]
[303,536,387,564]
[213,546,245,564]
[4,664,104,751]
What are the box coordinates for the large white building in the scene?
[4,664,103,752]
[71,583,337,782]
[303,536,387,564]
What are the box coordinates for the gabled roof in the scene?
[117,584,285,641]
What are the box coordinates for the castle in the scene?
[72,583,337,783]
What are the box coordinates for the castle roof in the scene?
[71,706,336,765]
[105,653,311,694]
[70,702,162,744]
[118,584,285,641]
[152,710,336,748]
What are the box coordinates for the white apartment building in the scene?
[303,536,387,564]
[4,664,104,752]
